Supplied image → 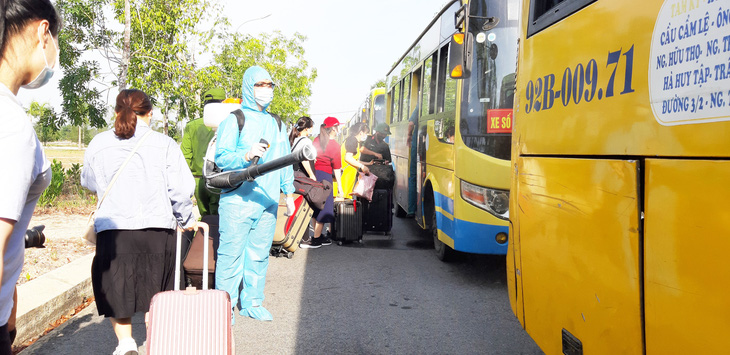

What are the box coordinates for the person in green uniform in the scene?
[181,88,226,216]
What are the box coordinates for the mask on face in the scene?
[254,86,274,107]
[22,30,58,90]
[358,132,368,142]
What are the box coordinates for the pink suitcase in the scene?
[146,222,234,354]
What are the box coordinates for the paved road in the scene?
[21,215,543,354]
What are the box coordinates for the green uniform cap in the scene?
[375,122,391,135]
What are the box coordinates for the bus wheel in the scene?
[432,210,456,262]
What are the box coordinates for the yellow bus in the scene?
[508,0,730,353]
[341,88,386,143]
[354,88,387,133]
[386,0,519,260]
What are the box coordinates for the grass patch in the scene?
[43,148,85,166]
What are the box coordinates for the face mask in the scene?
[358,133,368,142]
[254,86,274,107]
[22,30,58,90]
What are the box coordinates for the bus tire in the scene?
[432,209,457,262]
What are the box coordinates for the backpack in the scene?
[203,109,282,193]
[292,171,332,210]
[369,160,395,190]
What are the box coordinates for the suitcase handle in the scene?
[175,222,210,291]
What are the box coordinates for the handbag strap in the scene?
[96,130,153,208]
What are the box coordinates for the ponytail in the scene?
[289,116,313,145]
[0,0,62,58]
[0,1,7,57]
[114,89,152,139]
[348,122,368,138]
[318,124,333,152]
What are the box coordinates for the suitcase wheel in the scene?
[286,252,294,259]
[337,241,344,246]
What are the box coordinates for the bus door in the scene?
[410,67,425,226]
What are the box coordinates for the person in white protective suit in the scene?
[214,66,295,322]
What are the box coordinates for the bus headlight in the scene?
[460,180,509,220]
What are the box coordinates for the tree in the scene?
[114,0,221,138]
[56,0,110,129]
[119,0,130,91]
[28,102,62,144]
[370,79,386,89]
[49,1,317,141]
[211,31,318,124]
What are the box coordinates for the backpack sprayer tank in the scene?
[201,99,317,192]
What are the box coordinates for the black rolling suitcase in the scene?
[360,189,393,233]
[332,199,363,245]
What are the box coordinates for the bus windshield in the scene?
[460,0,519,161]
[373,94,386,127]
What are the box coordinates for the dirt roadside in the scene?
[18,213,95,285]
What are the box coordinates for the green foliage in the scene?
[49,0,317,142]
[56,0,109,128]
[211,31,317,124]
[63,163,85,196]
[38,160,65,207]
[28,102,62,144]
[56,124,106,145]
[371,79,386,90]
[114,0,221,139]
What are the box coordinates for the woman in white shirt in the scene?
[82,89,196,355]
[0,2,61,354]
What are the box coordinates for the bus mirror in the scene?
[449,33,471,79]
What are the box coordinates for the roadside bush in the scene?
[38,160,65,207]
[64,163,84,195]
[37,161,96,210]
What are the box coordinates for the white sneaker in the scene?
[113,337,138,355]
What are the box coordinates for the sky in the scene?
[18,0,452,128]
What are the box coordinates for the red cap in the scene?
[323,116,340,128]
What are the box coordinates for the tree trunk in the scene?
[163,101,169,136]
[119,0,131,91]
[78,126,82,148]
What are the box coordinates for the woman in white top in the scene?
[82,89,196,355]
[0,1,61,354]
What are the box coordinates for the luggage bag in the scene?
[369,160,395,190]
[147,222,234,355]
[332,199,363,245]
[360,188,393,233]
[182,215,219,289]
[271,193,313,258]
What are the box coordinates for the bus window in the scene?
[528,0,597,37]
[459,0,518,161]
[435,117,456,144]
[373,94,385,127]
[421,54,436,117]
[436,44,449,113]
[444,49,458,112]
[392,83,401,123]
[400,75,411,122]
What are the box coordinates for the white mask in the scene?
[254,87,274,107]
[22,30,58,90]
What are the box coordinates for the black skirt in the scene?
[92,228,182,318]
